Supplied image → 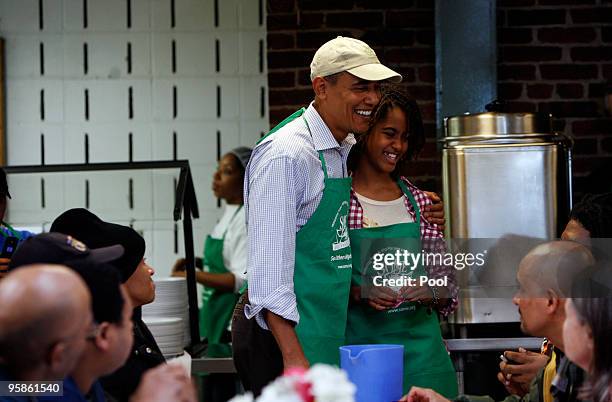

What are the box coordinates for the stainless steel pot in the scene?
[442,112,573,323]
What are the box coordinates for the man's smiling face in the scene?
[320,72,381,139]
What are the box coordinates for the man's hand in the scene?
[422,191,445,231]
[283,352,310,370]
[265,310,310,370]
[130,364,196,402]
[497,371,529,396]
[400,386,451,402]
[498,348,549,396]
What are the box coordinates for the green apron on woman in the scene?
[345,181,458,398]
[200,206,242,357]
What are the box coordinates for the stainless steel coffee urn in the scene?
[442,112,573,324]
[443,112,572,240]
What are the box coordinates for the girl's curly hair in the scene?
[347,86,425,179]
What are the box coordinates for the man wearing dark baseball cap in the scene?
[51,208,164,402]
[9,232,130,402]
[9,232,124,271]
[0,167,34,277]
[233,36,402,394]
[11,232,197,402]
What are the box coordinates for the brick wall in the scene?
[266,0,441,191]
[498,0,612,196]
[266,0,612,195]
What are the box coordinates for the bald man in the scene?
[401,240,594,402]
[10,232,197,402]
[512,241,594,338]
[495,240,596,398]
[0,265,92,385]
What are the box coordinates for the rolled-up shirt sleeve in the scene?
[244,154,302,330]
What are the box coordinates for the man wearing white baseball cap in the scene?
[310,36,402,82]
[231,36,401,395]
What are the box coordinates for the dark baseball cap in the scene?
[8,232,124,271]
[0,167,11,199]
[51,208,145,282]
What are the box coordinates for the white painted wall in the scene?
[1,0,268,278]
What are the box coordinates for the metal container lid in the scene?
[445,112,552,138]
[442,112,566,147]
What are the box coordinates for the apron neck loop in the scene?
[221,205,243,239]
[317,151,329,180]
[302,115,330,180]
[0,221,19,238]
[397,180,421,224]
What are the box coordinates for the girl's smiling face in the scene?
[363,106,409,175]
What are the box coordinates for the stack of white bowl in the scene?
[142,277,191,352]
[142,317,184,358]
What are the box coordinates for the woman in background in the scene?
[173,146,251,402]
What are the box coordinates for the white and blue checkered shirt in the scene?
[244,102,356,329]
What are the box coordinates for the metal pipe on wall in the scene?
[435,0,497,138]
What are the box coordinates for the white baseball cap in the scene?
[310,36,402,83]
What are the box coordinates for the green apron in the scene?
[200,206,242,358]
[345,181,458,398]
[254,108,353,366]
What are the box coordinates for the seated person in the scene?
[0,264,92,402]
[400,240,594,402]
[9,232,196,402]
[563,261,612,402]
[50,209,164,402]
[10,232,131,402]
[500,191,612,395]
[561,192,612,245]
[0,167,34,277]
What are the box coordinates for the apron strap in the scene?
[397,180,421,224]
[257,107,306,144]
[0,221,20,238]
[301,115,330,180]
[317,151,329,180]
[260,108,335,181]
[221,205,243,239]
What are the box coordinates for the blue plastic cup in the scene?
[340,344,404,402]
